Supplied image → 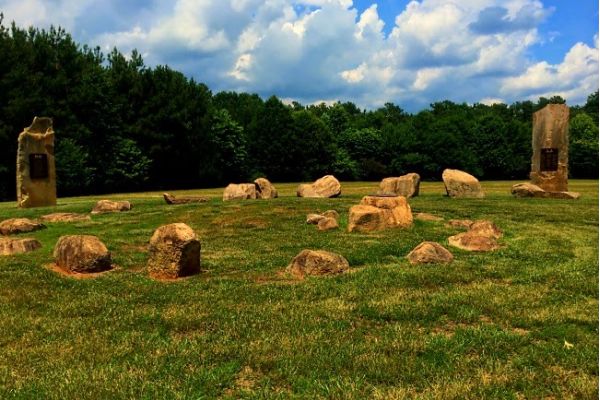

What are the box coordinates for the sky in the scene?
[0,0,598,111]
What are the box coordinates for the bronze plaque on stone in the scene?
[29,153,49,179]
[540,148,558,172]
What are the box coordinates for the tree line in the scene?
[0,18,597,201]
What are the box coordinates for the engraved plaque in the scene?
[540,148,558,172]
[29,153,49,179]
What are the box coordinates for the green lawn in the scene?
[0,180,597,399]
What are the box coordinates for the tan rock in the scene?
[407,242,453,265]
[442,169,484,198]
[511,183,580,199]
[317,217,339,231]
[322,210,340,221]
[0,237,42,256]
[0,218,46,235]
[360,194,406,209]
[446,219,474,229]
[163,193,208,204]
[306,213,327,225]
[378,173,420,198]
[223,183,257,201]
[415,213,444,222]
[147,223,201,279]
[349,195,413,232]
[296,175,341,198]
[286,249,349,277]
[254,178,278,199]
[469,220,502,239]
[40,213,91,223]
[448,231,501,252]
[348,205,386,232]
[16,117,56,208]
[53,235,112,273]
[91,200,132,214]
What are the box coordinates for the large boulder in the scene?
[379,173,420,198]
[223,183,257,201]
[91,200,131,214]
[53,235,112,273]
[0,218,46,235]
[348,195,412,232]
[442,169,484,198]
[0,237,42,256]
[407,242,453,265]
[40,213,91,223]
[511,183,580,200]
[286,249,349,278]
[254,178,278,199]
[147,223,201,279]
[296,175,341,198]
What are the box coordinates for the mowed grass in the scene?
[0,180,597,399]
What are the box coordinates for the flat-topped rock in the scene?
[0,237,42,256]
[163,193,209,204]
[53,235,112,273]
[297,175,341,198]
[254,178,278,199]
[287,249,349,278]
[91,200,131,214]
[223,183,257,201]
[442,169,484,198]
[147,223,201,279]
[40,213,91,223]
[378,173,420,198]
[511,183,580,199]
[407,242,453,265]
[448,219,503,252]
[0,218,46,235]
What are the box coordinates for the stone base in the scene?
[511,182,580,199]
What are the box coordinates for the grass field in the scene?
[0,180,597,399]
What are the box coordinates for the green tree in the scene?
[569,113,599,178]
[209,109,248,183]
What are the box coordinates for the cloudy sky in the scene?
[1,0,598,111]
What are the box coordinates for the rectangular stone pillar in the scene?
[16,117,57,208]
[529,104,569,192]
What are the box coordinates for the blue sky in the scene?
[1,0,597,111]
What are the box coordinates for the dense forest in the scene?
[0,18,598,201]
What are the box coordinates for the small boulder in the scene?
[0,237,42,256]
[53,235,112,273]
[348,195,412,232]
[448,232,501,252]
[147,223,201,279]
[0,218,46,235]
[163,193,208,204]
[296,175,341,198]
[317,217,339,231]
[442,169,484,198]
[407,242,453,265]
[223,183,257,201]
[378,173,420,198]
[348,205,386,232]
[322,210,340,221]
[511,183,580,199]
[254,178,278,199]
[286,249,349,278]
[469,220,502,239]
[91,200,131,214]
[40,213,91,223]
[306,213,327,225]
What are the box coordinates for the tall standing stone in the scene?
[16,117,56,208]
[529,104,570,192]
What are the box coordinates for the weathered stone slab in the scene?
[147,223,201,279]
[0,218,46,235]
[16,117,57,208]
[53,235,112,273]
[442,169,484,198]
[40,213,91,223]
[91,200,132,214]
[0,237,42,256]
[286,249,349,278]
[511,183,580,199]
[297,175,341,198]
[407,242,453,265]
[163,193,209,204]
[379,173,420,198]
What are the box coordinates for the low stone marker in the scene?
[91,200,132,214]
[0,237,42,256]
[448,220,502,252]
[53,235,112,273]
[442,169,484,198]
[163,193,209,204]
[0,218,46,235]
[254,178,278,199]
[511,183,580,200]
[348,195,412,232]
[379,173,420,198]
[147,223,201,279]
[407,242,453,265]
[40,213,91,223]
[286,249,349,278]
[297,175,341,198]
